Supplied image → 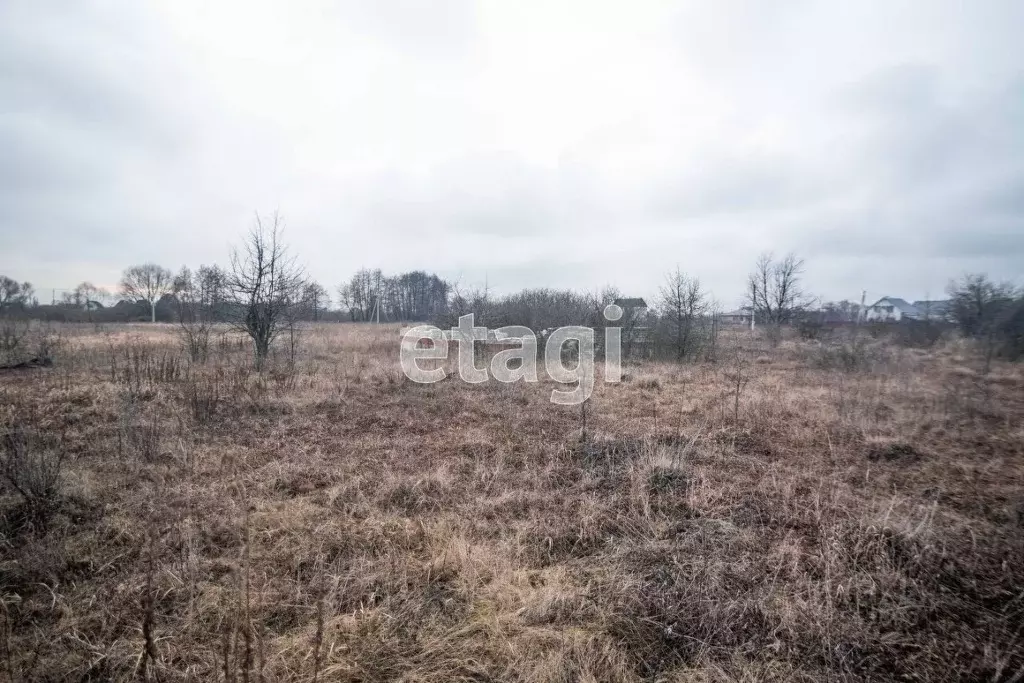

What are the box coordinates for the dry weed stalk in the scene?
[138,530,161,683]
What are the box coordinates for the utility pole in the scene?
[750,284,756,332]
[853,289,866,342]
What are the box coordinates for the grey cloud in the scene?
[632,62,1024,287]
[790,68,1024,268]
[0,1,1022,304]
[839,67,1023,195]
[0,6,191,150]
[646,151,832,220]
[337,154,608,240]
[981,177,1024,218]
[0,2,224,279]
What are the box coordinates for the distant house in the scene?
[613,297,650,357]
[613,297,647,313]
[612,297,649,328]
[720,307,753,325]
[864,297,919,322]
[865,297,954,322]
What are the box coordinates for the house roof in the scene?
[870,297,918,314]
[614,297,648,308]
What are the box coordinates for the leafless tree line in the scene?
[6,225,1024,369]
[337,268,449,322]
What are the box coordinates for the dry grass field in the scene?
[2,322,1023,681]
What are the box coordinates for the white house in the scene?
[864,297,920,322]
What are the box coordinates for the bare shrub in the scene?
[174,265,227,363]
[116,396,163,463]
[0,424,65,529]
[184,373,221,425]
[814,342,867,372]
[723,368,749,422]
[947,274,1024,369]
[890,320,946,348]
[0,316,28,362]
[33,324,62,364]
[109,340,183,398]
[0,318,60,367]
[812,339,893,373]
[797,318,826,340]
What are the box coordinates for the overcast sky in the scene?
[2,1,1022,307]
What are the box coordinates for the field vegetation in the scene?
[1,322,1023,681]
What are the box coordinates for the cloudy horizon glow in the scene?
[2,1,1022,308]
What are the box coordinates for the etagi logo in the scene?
[400,305,625,405]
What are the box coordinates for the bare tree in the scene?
[0,277,34,365]
[339,268,384,321]
[63,282,108,315]
[0,276,34,310]
[120,264,174,323]
[586,286,621,326]
[335,282,356,321]
[227,213,305,369]
[947,274,1021,372]
[77,282,101,306]
[659,267,709,361]
[821,300,860,323]
[301,281,330,321]
[174,265,226,362]
[441,279,489,328]
[746,251,806,341]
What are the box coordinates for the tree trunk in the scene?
[150,300,156,323]
[254,339,269,370]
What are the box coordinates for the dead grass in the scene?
[1,323,1022,681]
